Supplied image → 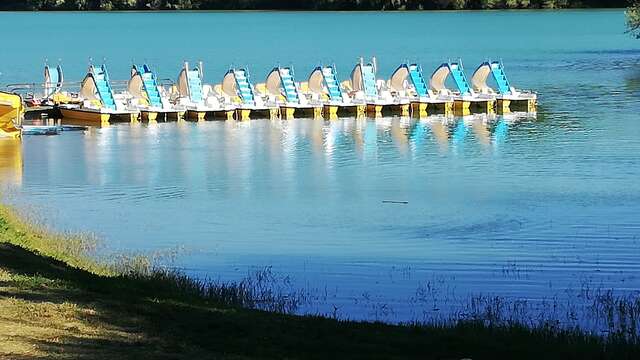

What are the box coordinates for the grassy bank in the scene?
[0,205,639,359]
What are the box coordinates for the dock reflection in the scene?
[259,113,536,164]
[8,113,536,194]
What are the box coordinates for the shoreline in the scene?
[0,203,639,358]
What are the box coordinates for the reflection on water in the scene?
[3,113,539,201]
[2,113,538,205]
[4,107,640,326]
[0,139,22,187]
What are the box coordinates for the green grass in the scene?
[0,204,639,359]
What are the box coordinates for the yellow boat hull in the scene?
[0,138,22,185]
[0,92,24,139]
[59,108,111,126]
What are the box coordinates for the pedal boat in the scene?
[175,62,235,121]
[58,64,139,125]
[471,60,537,114]
[128,64,186,122]
[389,63,454,117]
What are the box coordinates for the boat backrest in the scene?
[44,65,64,98]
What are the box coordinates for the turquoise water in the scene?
[2,10,640,325]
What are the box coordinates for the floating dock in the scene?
[6,58,537,125]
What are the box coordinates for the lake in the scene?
[1,10,639,326]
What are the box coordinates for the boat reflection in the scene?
[5,113,536,194]
[264,112,538,161]
[424,116,452,152]
[0,139,22,187]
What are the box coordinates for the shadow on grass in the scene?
[1,242,639,359]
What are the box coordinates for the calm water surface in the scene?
[1,10,640,324]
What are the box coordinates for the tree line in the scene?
[0,0,629,11]
[628,1,640,37]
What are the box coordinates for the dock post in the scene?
[486,100,496,114]
[497,99,510,114]
[411,103,427,118]
[237,109,251,121]
[367,104,382,118]
[400,104,410,117]
[282,107,295,120]
[129,113,139,124]
[187,111,206,122]
[100,114,111,127]
[454,101,471,116]
[269,108,280,120]
[444,102,453,117]
[324,105,339,120]
[143,112,158,123]
[313,107,323,120]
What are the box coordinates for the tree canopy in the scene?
[627,1,640,38]
[0,0,630,11]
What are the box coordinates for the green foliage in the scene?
[628,1,640,38]
[0,0,630,10]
